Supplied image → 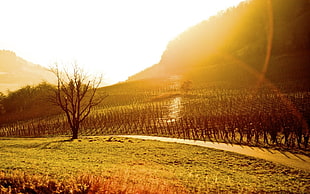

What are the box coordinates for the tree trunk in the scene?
[72,127,79,139]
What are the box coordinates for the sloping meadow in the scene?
[0,136,309,193]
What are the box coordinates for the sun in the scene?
[0,0,245,85]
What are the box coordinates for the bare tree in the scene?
[51,63,106,139]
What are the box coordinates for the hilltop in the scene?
[2,0,309,93]
[1,0,309,128]
[128,0,310,89]
[0,50,55,93]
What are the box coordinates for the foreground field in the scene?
[0,136,309,193]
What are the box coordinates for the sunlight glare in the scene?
[0,0,245,84]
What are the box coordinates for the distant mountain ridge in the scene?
[128,0,310,87]
[0,50,55,93]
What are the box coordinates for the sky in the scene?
[0,0,245,85]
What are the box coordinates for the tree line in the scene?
[0,65,104,139]
[0,82,58,122]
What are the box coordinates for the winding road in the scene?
[121,135,310,171]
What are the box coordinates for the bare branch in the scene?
[50,63,106,139]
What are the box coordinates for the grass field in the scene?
[0,136,309,193]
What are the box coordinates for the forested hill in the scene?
[0,50,55,93]
[128,0,310,87]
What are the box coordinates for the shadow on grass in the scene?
[37,139,73,149]
[0,138,74,150]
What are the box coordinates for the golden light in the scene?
[0,0,245,85]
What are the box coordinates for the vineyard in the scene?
[1,79,309,151]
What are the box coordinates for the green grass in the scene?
[0,136,309,193]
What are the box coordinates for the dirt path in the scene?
[120,135,310,171]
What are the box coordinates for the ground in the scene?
[0,136,309,193]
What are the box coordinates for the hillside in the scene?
[0,0,309,132]
[128,0,310,88]
[0,50,55,93]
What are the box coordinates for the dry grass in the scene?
[1,136,309,193]
[0,170,187,194]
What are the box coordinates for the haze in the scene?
[0,0,245,84]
